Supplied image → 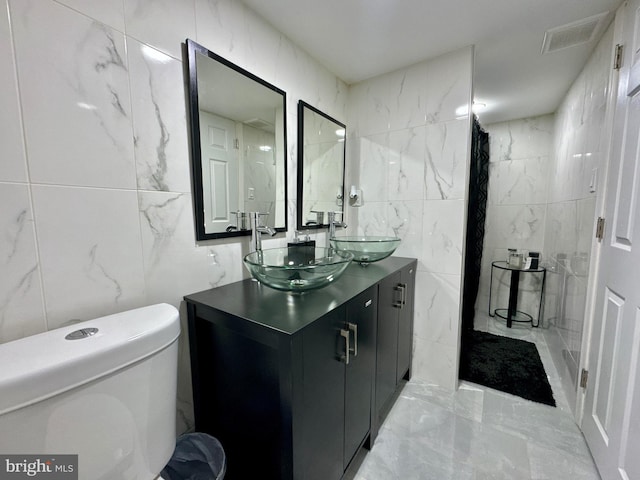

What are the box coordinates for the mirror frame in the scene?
[296,100,346,230]
[186,38,288,240]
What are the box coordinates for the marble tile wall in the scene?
[0,0,348,433]
[478,115,553,321]
[347,47,474,389]
[542,22,614,411]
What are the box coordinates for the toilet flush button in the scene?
[65,327,99,340]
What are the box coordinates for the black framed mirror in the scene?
[186,39,287,240]
[296,101,346,230]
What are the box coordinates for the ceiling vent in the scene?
[541,12,609,54]
[243,118,274,131]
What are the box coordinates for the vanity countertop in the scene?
[184,256,416,336]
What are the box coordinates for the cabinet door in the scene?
[301,307,346,480]
[396,264,416,383]
[375,270,401,416]
[344,286,377,469]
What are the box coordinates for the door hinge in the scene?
[596,217,605,242]
[580,368,589,389]
[234,138,240,149]
[614,44,623,70]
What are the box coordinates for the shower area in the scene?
[460,90,608,412]
[458,115,557,405]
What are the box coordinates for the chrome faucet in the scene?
[250,212,276,252]
[327,211,347,240]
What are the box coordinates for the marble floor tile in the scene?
[354,312,600,479]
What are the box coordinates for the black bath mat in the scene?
[459,330,556,407]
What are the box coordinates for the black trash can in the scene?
[161,433,226,480]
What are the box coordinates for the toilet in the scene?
[0,303,180,480]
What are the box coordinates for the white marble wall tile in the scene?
[194,0,243,62]
[486,161,500,206]
[55,0,125,32]
[355,202,391,237]
[486,122,507,162]
[543,202,577,263]
[358,133,390,202]
[387,200,423,259]
[423,47,473,125]
[0,4,27,183]
[424,119,469,200]
[0,183,45,343]
[286,112,298,231]
[567,126,591,201]
[388,62,427,131]
[582,27,611,127]
[575,197,596,265]
[494,157,549,205]
[413,271,461,347]
[488,115,554,162]
[388,128,425,201]
[123,0,195,60]
[139,192,209,307]
[421,199,465,275]
[412,338,458,390]
[10,0,136,189]
[353,73,392,137]
[547,131,570,204]
[128,40,190,193]
[32,185,146,330]
[485,204,546,252]
[566,74,587,132]
[239,4,282,83]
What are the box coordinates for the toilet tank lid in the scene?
[0,303,180,416]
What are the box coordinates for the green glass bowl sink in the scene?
[330,236,401,265]
[243,247,354,292]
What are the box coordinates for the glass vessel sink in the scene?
[244,247,354,292]
[330,236,401,265]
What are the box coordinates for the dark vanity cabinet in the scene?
[185,257,416,480]
[301,286,377,480]
[375,263,416,420]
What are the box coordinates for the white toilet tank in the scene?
[0,304,180,480]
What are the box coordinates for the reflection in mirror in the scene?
[186,39,287,240]
[297,101,346,230]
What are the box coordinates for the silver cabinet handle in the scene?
[347,322,358,356]
[400,283,408,306]
[393,285,403,308]
[340,328,350,364]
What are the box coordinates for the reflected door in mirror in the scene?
[199,112,239,233]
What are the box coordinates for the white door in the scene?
[582,1,640,479]
[199,111,239,233]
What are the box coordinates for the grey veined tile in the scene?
[527,442,600,480]
[352,321,598,480]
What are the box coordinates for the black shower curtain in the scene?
[461,117,489,333]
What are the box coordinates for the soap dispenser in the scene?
[286,231,316,264]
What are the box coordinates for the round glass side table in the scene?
[489,260,546,328]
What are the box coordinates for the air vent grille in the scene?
[541,12,609,54]
[243,117,274,131]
